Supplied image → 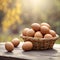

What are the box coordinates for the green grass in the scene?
[55,38,60,44]
[0,33,23,42]
[0,34,60,44]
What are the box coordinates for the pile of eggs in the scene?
[21,23,57,51]
[22,23,56,38]
[5,38,33,51]
[5,38,20,52]
[5,23,57,52]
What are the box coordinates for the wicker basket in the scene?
[20,34,59,50]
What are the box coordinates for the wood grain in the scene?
[0,42,60,60]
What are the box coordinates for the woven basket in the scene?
[20,34,59,50]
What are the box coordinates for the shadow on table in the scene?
[22,49,57,57]
[0,56,27,60]
[2,52,28,60]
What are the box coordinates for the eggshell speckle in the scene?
[40,22,51,29]
[34,31,43,38]
[12,38,20,47]
[49,30,56,37]
[31,23,40,31]
[27,29,35,37]
[44,34,53,38]
[22,41,33,51]
[22,28,29,36]
[40,26,50,34]
[5,42,14,52]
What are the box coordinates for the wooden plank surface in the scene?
[0,42,60,60]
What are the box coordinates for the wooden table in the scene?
[0,42,60,60]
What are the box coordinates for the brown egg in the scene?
[22,41,33,51]
[40,26,50,34]
[22,28,29,36]
[49,30,56,37]
[5,42,14,52]
[31,23,40,31]
[40,22,51,29]
[27,29,35,37]
[44,34,53,38]
[11,38,20,47]
[34,31,43,38]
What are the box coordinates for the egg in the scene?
[49,30,56,37]
[40,22,51,29]
[22,28,29,36]
[22,41,33,51]
[5,42,14,52]
[27,29,35,37]
[44,34,53,38]
[34,31,43,38]
[40,26,50,34]
[31,23,40,31]
[11,38,20,47]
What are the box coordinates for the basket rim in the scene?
[20,34,59,41]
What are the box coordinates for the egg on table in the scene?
[11,38,20,47]
[31,23,40,31]
[5,42,14,52]
[22,41,33,51]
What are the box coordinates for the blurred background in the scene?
[0,0,60,43]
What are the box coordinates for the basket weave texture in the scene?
[20,34,59,50]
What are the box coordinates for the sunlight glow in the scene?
[31,0,51,10]
[22,0,52,11]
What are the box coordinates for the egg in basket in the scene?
[20,23,59,50]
